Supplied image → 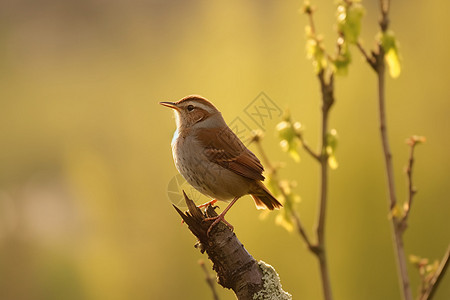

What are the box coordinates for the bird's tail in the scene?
[250,181,282,210]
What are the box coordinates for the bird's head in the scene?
[160,95,224,130]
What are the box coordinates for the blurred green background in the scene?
[0,0,449,299]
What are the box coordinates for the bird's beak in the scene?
[159,101,179,110]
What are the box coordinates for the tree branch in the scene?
[303,6,336,300]
[296,132,321,162]
[355,0,413,299]
[401,136,423,228]
[174,191,291,300]
[315,68,335,300]
[375,30,413,300]
[379,0,390,32]
[375,48,397,211]
[419,245,450,300]
[292,211,314,251]
[356,41,376,70]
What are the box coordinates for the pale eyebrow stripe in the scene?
[190,102,214,113]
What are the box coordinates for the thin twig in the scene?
[356,41,376,70]
[376,37,413,300]
[379,0,390,31]
[315,70,334,300]
[357,0,413,298]
[304,6,335,300]
[420,245,450,300]
[199,260,220,300]
[371,1,413,299]
[402,138,418,227]
[292,211,314,251]
[253,135,275,171]
[377,58,397,210]
[296,133,321,162]
[306,6,317,35]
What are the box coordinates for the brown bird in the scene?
[160,95,282,235]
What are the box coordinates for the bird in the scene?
[160,95,282,235]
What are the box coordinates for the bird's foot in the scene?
[181,199,218,225]
[204,214,234,236]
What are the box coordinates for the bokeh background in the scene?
[1,0,449,299]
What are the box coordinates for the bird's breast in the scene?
[170,128,179,147]
[171,134,251,201]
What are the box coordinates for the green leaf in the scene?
[326,129,338,169]
[305,25,327,74]
[333,41,352,76]
[385,49,401,78]
[409,254,421,265]
[277,114,302,162]
[426,261,439,274]
[279,139,301,162]
[288,143,301,162]
[276,121,295,142]
[379,30,401,78]
[266,173,281,197]
[390,203,403,219]
[276,209,294,232]
[326,129,338,152]
[336,1,365,44]
[328,153,338,170]
[306,37,327,74]
[275,182,301,232]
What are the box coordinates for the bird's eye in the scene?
[187,105,195,112]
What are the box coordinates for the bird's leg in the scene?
[181,199,218,225]
[204,196,240,236]
[197,199,218,209]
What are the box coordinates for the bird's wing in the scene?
[194,127,265,181]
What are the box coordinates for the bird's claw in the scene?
[181,199,219,225]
